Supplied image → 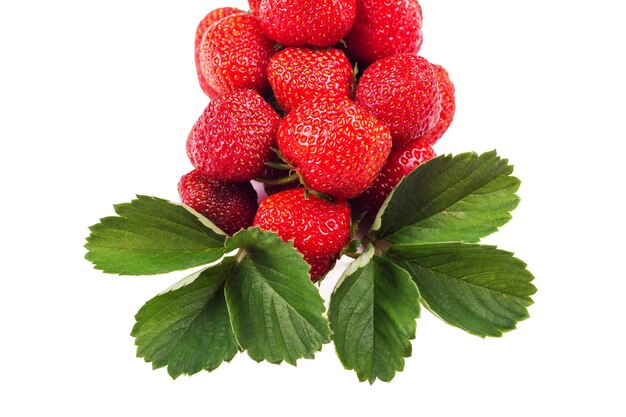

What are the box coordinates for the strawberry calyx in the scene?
[256,150,301,186]
[304,188,333,202]
[340,237,362,259]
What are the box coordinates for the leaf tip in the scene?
[166,366,182,380]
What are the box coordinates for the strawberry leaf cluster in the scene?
[85,151,536,383]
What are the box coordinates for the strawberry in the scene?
[248,0,261,16]
[351,138,435,223]
[199,13,275,96]
[267,47,354,113]
[415,0,423,19]
[187,89,281,182]
[420,64,456,146]
[345,0,423,66]
[179,170,258,236]
[258,0,356,47]
[277,96,392,199]
[253,188,351,280]
[194,7,242,97]
[355,54,441,146]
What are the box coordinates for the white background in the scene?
[1,0,625,415]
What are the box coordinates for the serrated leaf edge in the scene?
[132,258,239,378]
[388,243,536,338]
[224,227,331,366]
[371,151,519,244]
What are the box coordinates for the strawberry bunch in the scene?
[86,1,534,383]
[182,0,456,281]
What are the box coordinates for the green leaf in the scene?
[85,195,226,275]
[224,228,331,365]
[387,243,536,337]
[329,245,420,384]
[371,151,520,244]
[131,257,238,379]
[343,239,362,255]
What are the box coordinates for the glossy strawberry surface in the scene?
[199,13,275,95]
[248,0,261,16]
[179,169,258,236]
[351,138,435,222]
[356,54,441,146]
[253,188,351,280]
[267,47,353,113]
[259,0,356,47]
[421,64,456,145]
[345,0,423,66]
[194,7,242,97]
[277,96,392,199]
[187,89,280,182]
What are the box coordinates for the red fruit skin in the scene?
[185,131,193,162]
[199,14,275,96]
[414,0,423,20]
[248,0,261,16]
[267,47,353,113]
[420,64,456,146]
[187,89,281,182]
[178,170,259,236]
[351,139,435,223]
[259,0,356,47]
[277,96,392,199]
[356,54,441,146]
[345,0,423,66]
[194,8,242,97]
[253,188,351,281]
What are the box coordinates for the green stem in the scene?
[255,173,299,186]
[265,161,292,170]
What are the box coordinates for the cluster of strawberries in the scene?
[179,0,456,281]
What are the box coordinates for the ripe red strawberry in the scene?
[277,96,392,199]
[194,7,242,97]
[415,0,423,19]
[253,188,351,280]
[345,0,423,66]
[248,0,261,16]
[420,64,456,145]
[267,47,354,113]
[259,0,356,47]
[187,89,281,182]
[356,54,441,146]
[178,170,258,236]
[351,138,435,222]
[199,13,275,96]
